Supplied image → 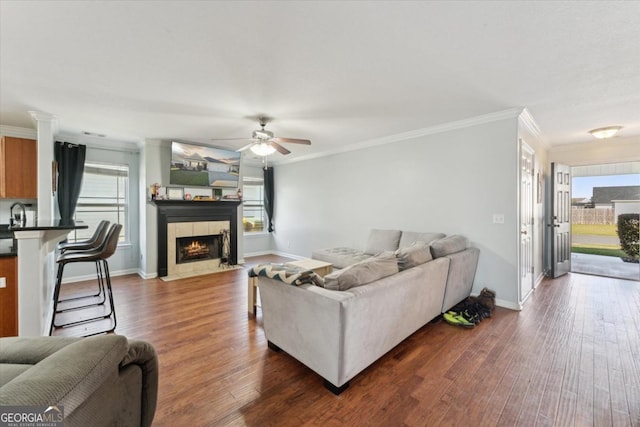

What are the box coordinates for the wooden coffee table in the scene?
[248,259,333,315]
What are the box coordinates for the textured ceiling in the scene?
[1,1,639,163]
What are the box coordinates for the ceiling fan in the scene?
[213,117,311,156]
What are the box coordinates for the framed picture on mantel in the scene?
[166,187,184,200]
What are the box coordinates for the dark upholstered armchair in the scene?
[0,334,158,427]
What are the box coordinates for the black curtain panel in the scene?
[263,166,275,232]
[55,141,86,224]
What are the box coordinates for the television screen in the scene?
[170,141,240,188]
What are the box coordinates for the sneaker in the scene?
[443,311,475,329]
[461,307,481,325]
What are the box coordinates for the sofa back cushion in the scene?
[322,254,399,291]
[398,231,445,249]
[364,229,402,255]
[431,235,469,257]
[395,241,433,271]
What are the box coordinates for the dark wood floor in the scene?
[54,255,640,426]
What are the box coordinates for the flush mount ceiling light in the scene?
[250,142,277,156]
[588,126,622,139]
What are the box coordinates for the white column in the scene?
[28,111,57,222]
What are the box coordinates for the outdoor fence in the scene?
[572,207,614,224]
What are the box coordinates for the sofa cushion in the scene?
[0,364,31,387]
[398,231,446,249]
[364,229,402,255]
[322,255,399,291]
[431,235,469,257]
[311,247,373,269]
[395,241,433,271]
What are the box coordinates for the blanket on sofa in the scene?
[249,263,324,287]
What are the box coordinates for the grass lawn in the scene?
[571,245,626,258]
[571,223,626,257]
[572,223,617,236]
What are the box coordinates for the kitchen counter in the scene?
[11,220,88,336]
[0,224,17,257]
[8,219,88,232]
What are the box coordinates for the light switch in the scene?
[0,277,6,288]
[493,214,505,224]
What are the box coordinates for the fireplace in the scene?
[176,234,221,264]
[154,200,241,277]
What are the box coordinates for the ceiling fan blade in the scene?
[272,137,311,145]
[211,137,254,141]
[270,142,291,155]
[236,142,255,152]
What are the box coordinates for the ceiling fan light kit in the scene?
[250,142,277,156]
[589,126,622,139]
[213,117,311,158]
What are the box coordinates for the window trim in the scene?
[69,161,130,244]
[242,176,266,234]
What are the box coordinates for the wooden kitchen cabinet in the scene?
[0,136,37,199]
[0,256,18,337]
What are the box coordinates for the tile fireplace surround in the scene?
[167,220,229,278]
[154,200,241,278]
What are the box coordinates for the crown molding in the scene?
[0,125,37,139]
[518,108,549,149]
[278,108,524,165]
[56,131,141,153]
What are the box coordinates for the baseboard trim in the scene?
[495,298,522,311]
[61,268,140,284]
[272,250,305,260]
[244,250,305,260]
[243,250,276,258]
[534,273,545,288]
[137,270,158,280]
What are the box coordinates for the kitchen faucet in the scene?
[10,202,26,227]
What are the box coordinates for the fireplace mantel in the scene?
[153,200,241,277]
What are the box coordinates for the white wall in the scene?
[272,116,523,308]
[140,139,168,278]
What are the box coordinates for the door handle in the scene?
[521,230,528,235]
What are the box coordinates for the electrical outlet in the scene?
[0,277,6,288]
[493,214,505,224]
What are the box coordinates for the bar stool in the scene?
[58,219,110,253]
[50,223,122,336]
[56,220,110,305]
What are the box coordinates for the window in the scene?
[67,162,129,243]
[242,177,266,233]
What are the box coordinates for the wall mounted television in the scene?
[170,141,241,188]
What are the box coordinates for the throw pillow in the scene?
[363,229,402,255]
[322,255,399,291]
[395,241,433,270]
[430,235,469,257]
[398,231,446,249]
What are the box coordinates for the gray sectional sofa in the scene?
[258,229,479,394]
